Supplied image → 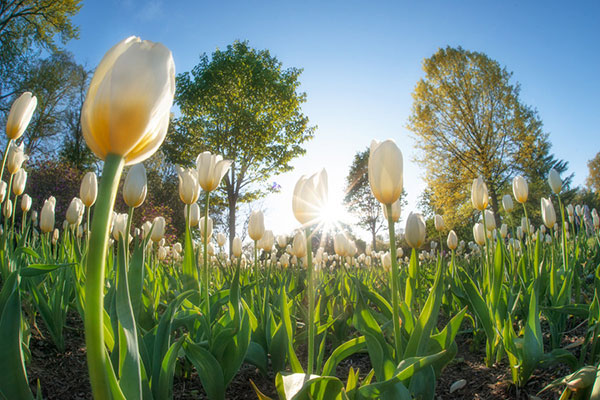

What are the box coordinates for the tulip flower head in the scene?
[368,139,403,205]
[248,210,265,241]
[382,198,401,222]
[199,216,213,240]
[6,142,28,175]
[232,236,243,258]
[292,169,328,226]
[548,168,562,194]
[434,214,445,232]
[80,172,98,207]
[81,37,175,166]
[2,199,11,218]
[472,222,485,246]
[185,203,200,227]
[12,168,27,195]
[40,196,56,233]
[6,92,37,140]
[541,197,556,229]
[405,212,426,249]
[502,194,514,213]
[123,163,147,208]
[21,194,31,212]
[66,197,85,226]
[196,151,232,192]
[0,181,6,203]
[277,234,288,248]
[258,230,274,252]
[484,210,496,230]
[512,175,528,204]
[447,230,458,250]
[150,216,166,242]
[471,177,489,211]
[177,166,200,204]
[217,232,227,248]
[291,231,307,258]
[500,223,508,238]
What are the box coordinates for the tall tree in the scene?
[165,41,315,249]
[0,0,82,103]
[408,46,564,228]
[344,148,384,251]
[587,152,600,195]
[5,52,88,157]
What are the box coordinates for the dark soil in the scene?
[26,312,581,399]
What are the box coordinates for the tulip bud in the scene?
[12,168,27,195]
[397,247,404,258]
[567,204,574,217]
[2,198,11,218]
[279,253,289,268]
[258,230,274,252]
[52,228,59,244]
[157,246,168,260]
[6,92,37,140]
[6,142,28,175]
[277,235,288,248]
[500,223,508,238]
[185,203,200,227]
[0,181,6,203]
[334,233,349,257]
[405,212,426,249]
[81,37,176,165]
[471,177,488,211]
[292,169,328,226]
[447,230,458,250]
[199,216,213,239]
[501,194,513,213]
[368,139,403,204]
[516,226,524,240]
[593,212,599,230]
[291,231,307,258]
[151,216,165,242]
[248,210,265,241]
[111,213,129,240]
[232,236,242,257]
[540,224,546,235]
[576,204,584,217]
[434,214,445,232]
[547,168,562,194]
[473,222,485,246]
[123,163,147,208]
[216,232,227,247]
[196,151,232,192]
[31,210,38,224]
[484,210,496,231]
[382,198,401,222]
[381,252,391,272]
[80,172,98,207]
[66,197,85,226]
[177,166,200,204]
[541,197,556,229]
[21,194,31,212]
[173,242,182,253]
[40,196,56,233]
[512,175,528,204]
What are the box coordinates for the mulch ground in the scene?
[26,312,581,399]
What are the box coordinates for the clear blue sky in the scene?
[66,0,600,238]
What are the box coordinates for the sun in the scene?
[319,200,344,232]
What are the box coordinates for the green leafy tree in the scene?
[408,46,567,228]
[587,152,600,194]
[344,148,406,251]
[0,0,82,103]
[165,40,315,249]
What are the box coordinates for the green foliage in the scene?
[408,46,568,230]
[166,40,315,246]
[587,151,600,196]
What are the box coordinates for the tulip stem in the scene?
[84,153,124,400]
[11,193,18,234]
[386,203,402,364]
[125,206,134,260]
[203,192,210,327]
[0,139,12,183]
[305,227,315,374]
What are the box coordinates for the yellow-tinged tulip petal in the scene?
[368,139,403,205]
[6,92,37,140]
[81,37,175,166]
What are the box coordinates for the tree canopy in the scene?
[165,40,315,248]
[408,46,567,228]
[587,152,600,195]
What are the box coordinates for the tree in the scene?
[344,148,384,251]
[0,0,82,103]
[587,152,600,195]
[165,41,315,250]
[4,52,89,158]
[408,46,565,228]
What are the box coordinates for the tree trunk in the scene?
[228,194,236,256]
[487,179,501,227]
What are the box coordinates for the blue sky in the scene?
[66,0,600,238]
